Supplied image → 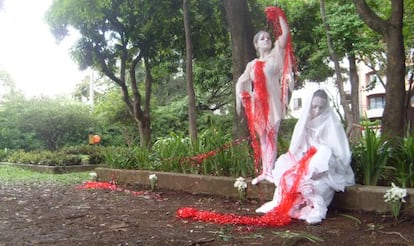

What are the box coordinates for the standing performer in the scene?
[236,6,296,185]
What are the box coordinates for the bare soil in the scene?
[1,181,413,246]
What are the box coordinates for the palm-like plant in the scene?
[393,136,414,188]
[353,126,390,185]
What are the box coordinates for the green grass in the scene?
[0,164,90,185]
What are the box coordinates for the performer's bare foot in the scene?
[251,174,273,185]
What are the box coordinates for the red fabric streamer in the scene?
[161,137,248,167]
[252,60,270,133]
[265,6,284,39]
[187,138,246,165]
[76,181,145,196]
[176,207,290,227]
[272,147,317,215]
[241,60,273,175]
[176,147,317,227]
[241,91,261,173]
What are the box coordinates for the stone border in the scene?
[3,163,413,214]
[95,167,414,214]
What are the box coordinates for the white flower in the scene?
[384,182,407,203]
[89,172,97,181]
[149,174,158,191]
[234,177,247,191]
[149,174,158,181]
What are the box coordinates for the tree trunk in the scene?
[222,0,255,140]
[348,53,361,143]
[353,0,406,139]
[320,0,353,134]
[183,0,198,143]
[137,117,151,150]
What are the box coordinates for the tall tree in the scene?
[353,0,406,139]
[223,0,255,139]
[183,0,197,142]
[46,0,182,149]
[0,69,17,99]
[319,1,365,143]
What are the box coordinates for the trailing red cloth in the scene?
[76,181,145,196]
[176,206,291,226]
[77,181,117,190]
[241,91,261,173]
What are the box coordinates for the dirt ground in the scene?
[1,181,413,246]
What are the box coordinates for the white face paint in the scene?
[310,96,327,119]
[256,32,272,51]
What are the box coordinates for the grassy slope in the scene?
[0,164,90,185]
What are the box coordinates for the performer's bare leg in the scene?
[252,127,278,185]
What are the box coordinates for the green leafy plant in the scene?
[152,133,193,173]
[102,146,151,170]
[393,136,414,188]
[5,150,82,166]
[152,129,254,177]
[353,126,390,185]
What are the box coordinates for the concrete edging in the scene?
[95,167,414,214]
[1,162,99,174]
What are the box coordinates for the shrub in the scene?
[0,148,10,162]
[5,150,82,166]
[352,126,390,185]
[102,146,152,170]
[392,135,414,188]
[0,97,96,151]
[61,145,104,164]
[152,129,254,177]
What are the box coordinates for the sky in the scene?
[0,0,87,97]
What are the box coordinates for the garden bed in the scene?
[3,162,413,214]
[95,167,414,215]
[1,176,413,245]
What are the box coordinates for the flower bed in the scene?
[95,167,414,215]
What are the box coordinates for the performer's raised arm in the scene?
[265,6,290,50]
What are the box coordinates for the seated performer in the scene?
[256,89,355,224]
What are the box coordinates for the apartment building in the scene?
[288,52,414,130]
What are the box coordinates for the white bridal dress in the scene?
[256,90,355,224]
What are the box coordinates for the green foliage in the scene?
[91,88,140,147]
[352,126,390,185]
[151,98,235,143]
[151,129,254,177]
[0,96,96,151]
[392,136,414,188]
[152,132,193,173]
[278,118,297,155]
[404,0,414,49]
[3,144,107,166]
[5,150,82,166]
[151,98,189,139]
[273,0,333,86]
[0,165,90,185]
[102,146,152,170]
[0,148,10,162]
[61,145,105,164]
